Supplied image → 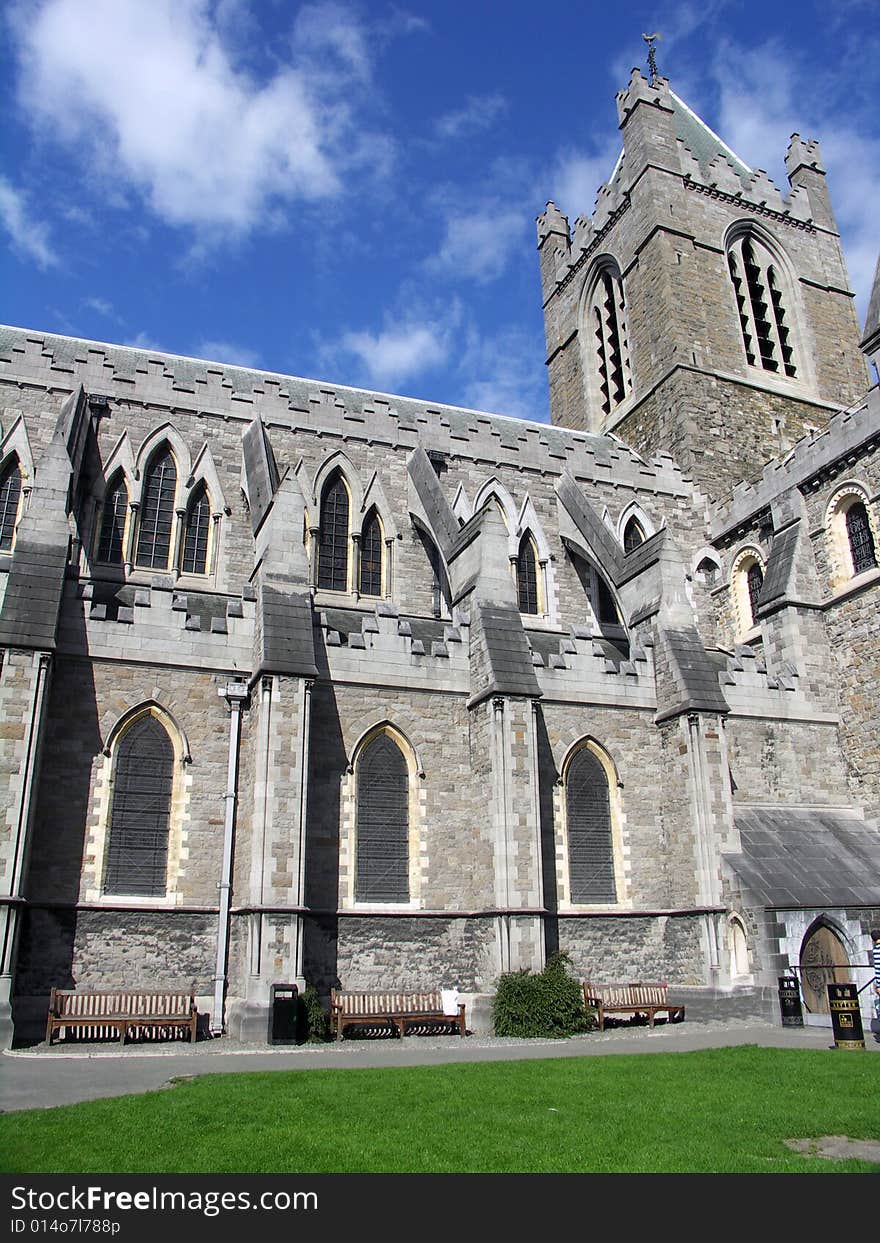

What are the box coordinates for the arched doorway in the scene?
[799,921,851,1013]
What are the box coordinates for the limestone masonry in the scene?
[1,68,879,1043]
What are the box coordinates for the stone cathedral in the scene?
[1,68,878,1045]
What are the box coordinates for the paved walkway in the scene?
[3,1017,878,1113]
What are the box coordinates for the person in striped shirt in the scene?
[872,929,880,1019]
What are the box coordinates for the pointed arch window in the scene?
[516,534,540,614]
[623,516,646,554]
[135,448,177,569]
[181,484,211,575]
[318,471,350,591]
[566,747,616,903]
[746,561,764,624]
[97,474,128,564]
[845,502,876,575]
[356,732,409,902]
[586,262,632,418]
[0,456,22,551]
[104,715,173,896]
[728,233,797,378]
[359,508,383,596]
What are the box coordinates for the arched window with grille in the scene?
[318,470,350,591]
[727,231,797,378]
[845,502,877,575]
[584,260,632,420]
[516,533,540,614]
[104,715,174,896]
[181,484,211,575]
[97,474,128,564]
[356,732,409,902]
[623,516,646,554]
[0,455,23,552]
[746,561,764,625]
[565,746,617,904]
[359,508,383,596]
[135,447,177,569]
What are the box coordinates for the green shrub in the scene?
[492,953,595,1038]
[298,984,329,1043]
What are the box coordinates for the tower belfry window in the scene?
[728,234,797,379]
[587,263,631,419]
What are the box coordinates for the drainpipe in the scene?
[0,652,51,1047]
[212,680,248,1035]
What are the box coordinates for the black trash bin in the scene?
[269,983,299,1045]
[778,976,803,1027]
[828,982,865,1049]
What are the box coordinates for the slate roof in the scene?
[655,628,729,721]
[0,538,68,649]
[473,602,541,701]
[758,523,800,608]
[259,586,318,678]
[669,90,752,182]
[725,808,880,907]
[861,254,880,354]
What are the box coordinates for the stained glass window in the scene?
[359,509,382,595]
[181,485,210,575]
[0,457,22,551]
[623,517,645,554]
[104,716,173,896]
[97,475,128,564]
[517,535,539,614]
[135,449,176,569]
[356,734,409,902]
[318,472,349,591]
[567,748,616,903]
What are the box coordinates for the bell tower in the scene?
[537,64,869,499]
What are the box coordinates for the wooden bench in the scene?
[584,982,685,1031]
[45,989,198,1046]
[330,990,467,1041]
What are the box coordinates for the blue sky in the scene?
[1,0,877,423]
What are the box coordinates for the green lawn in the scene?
[3,1046,879,1174]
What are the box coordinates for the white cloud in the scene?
[292,1,372,84]
[336,321,450,388]
[83,296,118,319]
[125,331,167,352]
[197,339,260,368]
[10,0,388,236]
[434,93,508,140]
[712,40,879,320]
[458,325,549,422]
[547,145,620,222]
[0,175,57,267]
[427,206,525,284]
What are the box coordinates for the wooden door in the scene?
[799,924,851,1013]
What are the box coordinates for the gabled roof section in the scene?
[669,89,752,182]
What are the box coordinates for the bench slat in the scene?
[47,989,197,1046]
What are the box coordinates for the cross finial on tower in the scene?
[642,32,661,84]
